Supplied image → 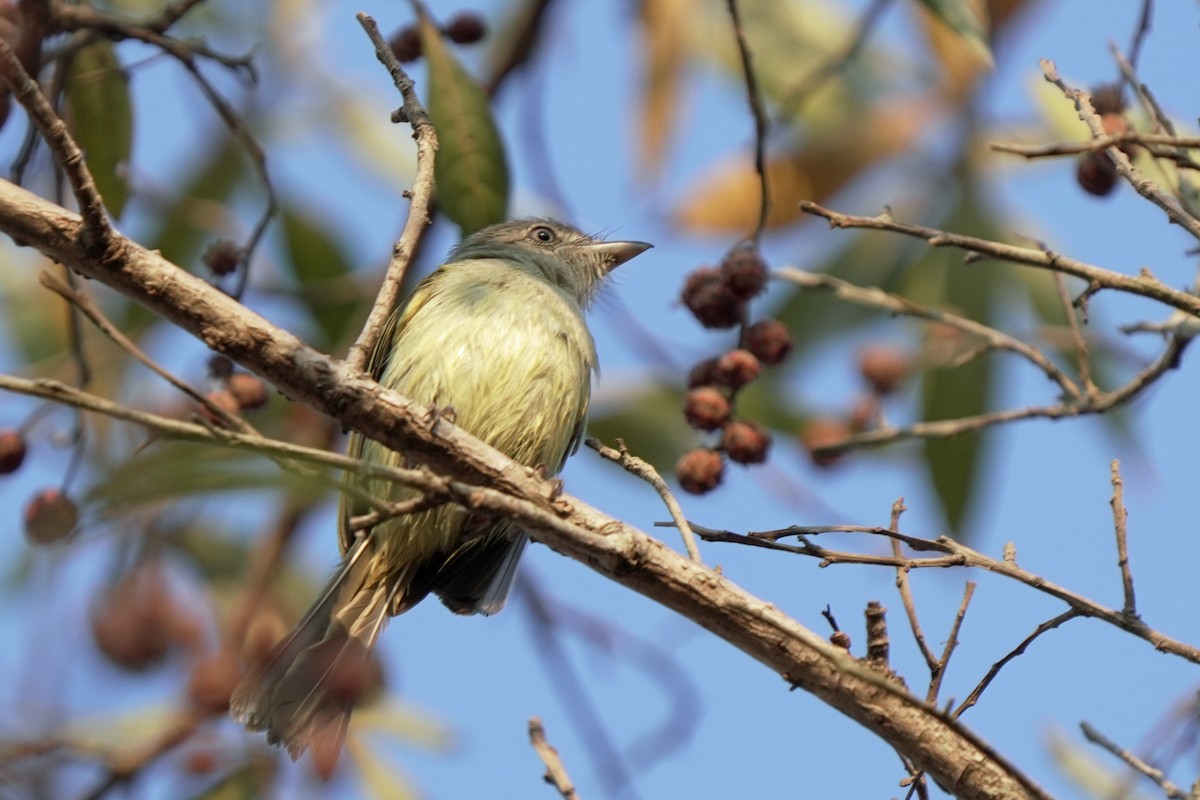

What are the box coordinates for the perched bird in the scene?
[230,218,651,769]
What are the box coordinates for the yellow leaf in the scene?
[637,0,692,181]
[674,99,932,233]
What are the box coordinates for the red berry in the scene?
[720,248,769,300]
[24,489,78,544]
[1077,151,1118,197]
[681,268,742,329]
[743,319,792,366]
[389,25,422,62]
[676,449,724,494]
[687,357,722,389]
[1090,84,1125,115]
[227,373,269,411]
[0,428,27,473]
[714,349,761,390]
[858,345,912,395]
[800,417,850,468]
[197,390,240,426]
[684,386,731,431]
[721,420,771,464]
[186,650,244,713]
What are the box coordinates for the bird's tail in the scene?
[230,537,396,771]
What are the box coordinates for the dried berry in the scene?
[207,355,234,380]
[1100,112,1139,158]
[197,390,240,426]
[847,394,879,433]
[0,428,27,473]
[203,240,241,277]
[743,319,793,366]
[720,248,769,300]
[799,417,850,468]
[676,448,724,495]
[186,650,244,713]
[1090,83,1125,116]
[389,25,422,63]
[858,345,912,396]
[1076,151,1117,197]
[444,11,487,44]
[714,349,761,390]
[684,386,731,432]
[24,489,78,544]
[91,563,196,671]
[687,357,722,389]
[721,420,771,464]
[681,267,742,329]
[227,373,269,411]
[830,630,852,650]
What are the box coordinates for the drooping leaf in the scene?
[636,0,691,182]
[912,0,994,84]
[65,41,133,219]
[674,99,931,233]
[279,206,360,348]
[347,735,420,800]
[416,6,509,234]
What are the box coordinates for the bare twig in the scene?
[586,438,702,563]
[887,500,937,671]
[991,131,1200,158]
[1109,459,1137,618]
[1052,272,1099,399]
[927,582,975,705]
[724,0,770,242]
[1080,720,1186,800]
[1127,0,1154,70]
[955,610,1081,717]
[529,718,581,800]
[347,13,439,373]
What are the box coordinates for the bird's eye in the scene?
[531,226,556,244]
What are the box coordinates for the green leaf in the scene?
[346,735,421,800]
[65,41,133,219]
[279,206,360,348]
[417,6,509,234]
[914,0,993,67]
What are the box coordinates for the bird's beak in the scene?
[588,239,653,270]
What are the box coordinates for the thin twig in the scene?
[586,438,702,563]
[1042,58,1200,243]
[347,13,439,373]
[1080,720,1186,800]
[991,131,1200,158]
[724,0,770,242]
[81,710,205,800]
[954,610,1081,717]
[1126,0,1154,70]
[529,717,582,800]
[1109,459,1137,618]
[927,582,975,705]
[887,499,936,670]
[1052,272,1099,399]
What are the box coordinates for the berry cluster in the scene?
[389,11,488,63]
[676,246,793,495]
[199,355,270,425]
[1076,84,1137,198]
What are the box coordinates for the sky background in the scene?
[2,1,1200,798]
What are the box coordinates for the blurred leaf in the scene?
[637,0,691,181]
[68,705,186,755]
[185,762,274,800]
[171,525,253,583]
[146,135,250,270]
[347,735,419,800]
[65,42,133,220]
[905,187,999,534]
[1045,726,1156,800]
[417,7,509,234]
[87,442,331,516]
[279,206,360,348]
[674,99,931,233]
[912,0,993,87]
[587,384,691,472]
[355,699,456,752]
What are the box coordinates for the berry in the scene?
[681,268,742,329]
[799,417,850,468]
[684,386,731,431]
[720,248,769,300]
[847,395,879,433]
[743,319,792,366]
[714,349,761,390]
[91,563,194,671]
[0,428,27,473]
[721,420,771,464]
[389,25,422,63]
[227,373,269,411]
[1077,151,1117,197]
[858,345,912,395]
[676,448,724,495]
[197,390,240,426]
[830,630,852,650]
[1090,84,1125,116]
[186,650,244,713]
[203,240,241,277]
[444,11,487,44]
[687,357,721,389]
[24,489,78,544]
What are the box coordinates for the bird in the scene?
[230,217,651,771]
